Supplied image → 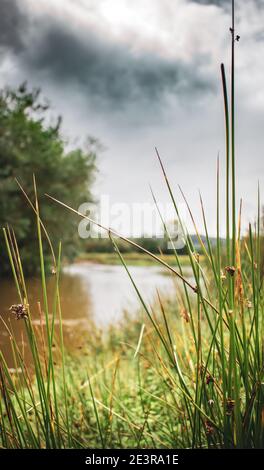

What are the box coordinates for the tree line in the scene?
[0,84,97,275]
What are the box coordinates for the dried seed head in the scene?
[226,398,235,416]
[180,308,190,323]
[206,373,214,385]
[9,304,28,320]
[205,419,215,436]
[225,266,236,277]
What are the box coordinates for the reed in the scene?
[0,0,263,449]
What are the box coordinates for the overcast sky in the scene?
[0,0,263,236]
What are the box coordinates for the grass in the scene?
[76,251,192,267]
[0,1,264,449]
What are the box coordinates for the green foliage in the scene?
[0,84,97,275]
[84,236,188,255]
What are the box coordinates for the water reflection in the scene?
[0,262,178,366]
[64,263,177,325]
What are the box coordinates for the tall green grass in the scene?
[0,0,263,448]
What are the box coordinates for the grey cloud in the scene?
[188,0,229,5]
[0,0,28,52]
[0,2,216,113]
[190,0,263,7]
[19,20,214,110]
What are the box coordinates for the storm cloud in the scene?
[0,0,215,111]
[0,0,28,52]
[21,22,213,108]
[189,0,227,5]
[190,0,263,8]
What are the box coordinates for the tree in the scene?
[0,84,97,275]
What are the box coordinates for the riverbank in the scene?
[2,295,198,448]
[43,301,187,448]
[0,261,183,368]
[77,251,192,267]
[1,240,263,449]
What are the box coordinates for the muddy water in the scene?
[0,262,178,367]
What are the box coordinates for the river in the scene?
[0,262,181,367]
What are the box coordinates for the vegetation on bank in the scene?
[0,1,263,450]
[77,251,192,267]
[0,84,98,276]
[0,207,263,448]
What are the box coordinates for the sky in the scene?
[0,0,264,237]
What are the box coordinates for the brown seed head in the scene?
[180,308,190,323]
[225,266,236,277]
[9,304,28,320]
[226,398,235,416]
[206,373,214,385]
[205,419,215,436]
